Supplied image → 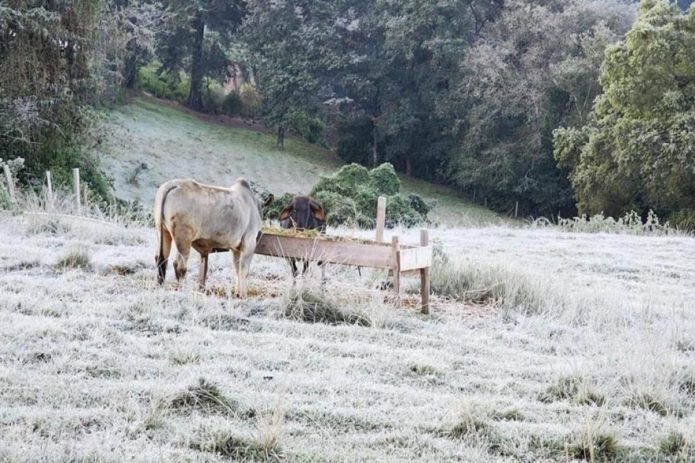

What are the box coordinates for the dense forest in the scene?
[1,0,694,226]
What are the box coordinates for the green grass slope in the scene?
[103,97,501,226]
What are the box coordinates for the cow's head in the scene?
[279,196,326,232]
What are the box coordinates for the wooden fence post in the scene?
[45,171,53,209]
[391,235,401,297]
[3,164,15,203]
[420,229,430,314]
[375,196,386,242]
[73,168,81,213]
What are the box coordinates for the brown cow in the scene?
[154,178,272,297]
[279,196,327,277]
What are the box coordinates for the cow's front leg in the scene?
[237,247,254,299]
[232,250,242,298]
[197,253,209,291]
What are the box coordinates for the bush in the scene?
[136,62,189,102]
[222,91,244,117]
[310,163,427,228]
[239,83,262,118]
[369,163,400,196]
[312,191,358,227]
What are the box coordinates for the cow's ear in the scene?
[263,194,274,208]
[279,205,293,221]
[310,200,326,222]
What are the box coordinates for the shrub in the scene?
[137,62,189,102]
[310,163,427,228]
[369,163,400,196]
[222,91,244,117]
[239,83,262,118]
[311,191,358,227]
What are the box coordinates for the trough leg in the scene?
[391,236,401,301]
[420,230,430,315]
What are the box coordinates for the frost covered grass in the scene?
[0,214,694,462]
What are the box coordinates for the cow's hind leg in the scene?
[156,229,173,285]
[173,237,191,286]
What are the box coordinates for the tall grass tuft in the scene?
[430,249,566,315]
[282,290,371,326]
[54,248,91,271]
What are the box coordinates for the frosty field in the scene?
[1,212,693,462]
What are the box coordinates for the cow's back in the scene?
[156,178,261,250]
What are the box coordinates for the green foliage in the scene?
[137,62,189,102]
[554,1,695,227]
[452,0,634,216]
[310,163,427,228]
[369,163,400,196]
[288,110,325,145]
[0,1,112,197]
[336,117,375,165]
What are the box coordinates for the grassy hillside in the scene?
[1,213,693,461]
[102,97,500,226]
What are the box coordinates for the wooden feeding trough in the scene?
[254,196,433,313]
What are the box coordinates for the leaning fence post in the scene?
[376,196,386,242]
[419,229,431,315]
[3,164,15,204]
[73,168,81,213]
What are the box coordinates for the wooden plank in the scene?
[375,196,386,242]
[73,168,81,213]
[255,234,393,269]
[399,245,433,271]
[392,236,401,296]
[3,165,15,203]
[420,229,430,315]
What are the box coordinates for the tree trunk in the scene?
[276,126,286,150]
[371,124,378,167]
[123,39,138,89]
[186,13,205,110]
[405,157,412,176]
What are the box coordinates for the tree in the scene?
[158,0,245,110]
[242,0,341,149]
[449,0,634,216]
[554,0,695,227]
[0,2,102,184]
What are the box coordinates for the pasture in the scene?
[1,210,693,462]
[101,97,501,227]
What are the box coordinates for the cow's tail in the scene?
[156,184,178,285]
